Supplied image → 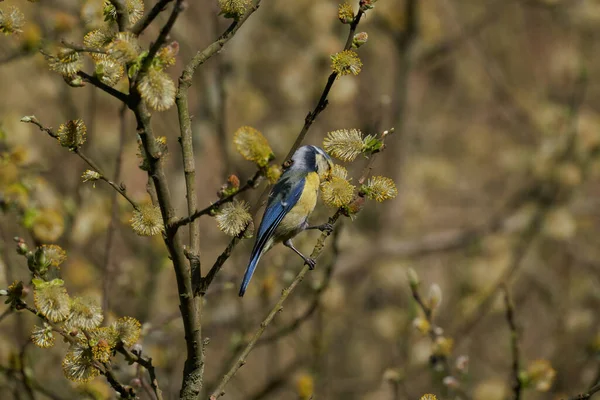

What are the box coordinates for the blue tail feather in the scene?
[239,252,262,297]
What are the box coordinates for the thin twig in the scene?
[118,346,164,400]
[178,1,262,91]
[131,0,174,35]
[198,234,242,295]
[172,170,263,230]
[21,116,139,210]
[136,0,184,83]
[77,71,130,104]
[567,383,600,400]
[284,8,364,160]
[257,228,340,345]
[102,367,136,399]
[18,343,35,400]
[209,211,341,400]
[503,286,522,400]
[450,207,545,346]
[0,308,12,325]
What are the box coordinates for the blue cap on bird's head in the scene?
[289,145,333,180]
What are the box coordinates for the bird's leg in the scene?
[283,239,316,270]
[305,223,334,233]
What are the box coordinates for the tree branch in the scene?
[20,116,139,210]
[136,0,184,83]
[567,383,600,400]
[171,170,263,231]
[131,0,174,35]
[284,8,364,160]
[178,1,263,90]
[118,346,164,400]
[503,286,522,400]
[257,228,340,345]
[209,211,341,399]
[132,97,203,398]
[76,71,130,104]
[109,0,130,31]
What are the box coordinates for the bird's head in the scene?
[289,145,333,180]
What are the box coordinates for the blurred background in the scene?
[1,0,600,398]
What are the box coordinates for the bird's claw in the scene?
[320,223,334,233]
[305,258,317,270]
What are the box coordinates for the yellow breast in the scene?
[276,172,320,239]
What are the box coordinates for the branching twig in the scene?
[503,286,522,400]
[131,0,174,35]
[136,0,184,83]
[172,170,263,231]
[118,346,164,400]
[284,8,364,160]
[21,116,139,210]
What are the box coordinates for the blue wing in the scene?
[239,174,306,296]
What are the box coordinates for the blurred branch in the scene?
[118,346,163,400]
[451,73,587,346]
[0,48,38,65]
[0,364,67,400]
[131,0,174,35]
[172,170,263,231]
[503,286,522,400]
[247,358,302,400]
[178,0,262,92]
[257,225,340,346]
[567,383,600,400]
[450,205,545,346]
[102,105,128,314]
[20,116,139,210]
[76,71,130,104]
[412,0,503,69]
[209,210,341,400]
[284,8,364,160]
[0,308,12,325]
[18,343,35,400]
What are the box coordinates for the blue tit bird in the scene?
[239,145,334,297]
